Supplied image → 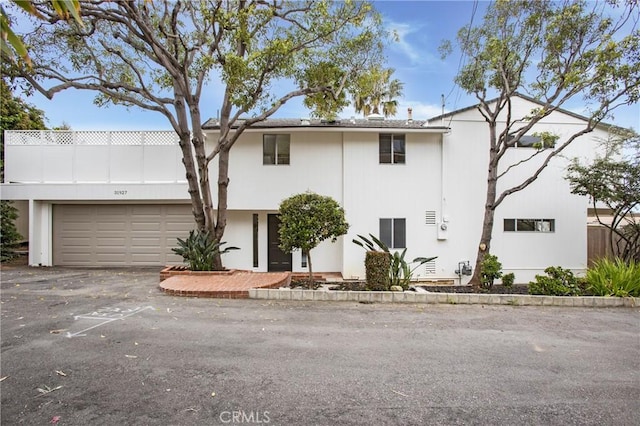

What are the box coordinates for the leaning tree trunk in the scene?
[212,147,231,270]
[469,123,500,289]
[469,206,496,289]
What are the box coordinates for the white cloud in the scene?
[398,100,444,120]
[387,21,422,64]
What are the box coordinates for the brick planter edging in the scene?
[248,289,637,307]
[160,266,238,282]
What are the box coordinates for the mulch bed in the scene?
[291,279,530,294]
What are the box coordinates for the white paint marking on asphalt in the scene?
[66,306,154,338]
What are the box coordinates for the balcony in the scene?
[3,130,186,184]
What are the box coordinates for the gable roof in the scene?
[202,117,449,132]
[427,92,611,128]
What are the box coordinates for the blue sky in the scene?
[14,1,640,132]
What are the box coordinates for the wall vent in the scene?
[424,260,436,274]
[425,211,437,225]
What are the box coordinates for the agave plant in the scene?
[172,230,239,271]
[353,233,436,289]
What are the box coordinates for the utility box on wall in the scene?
[437,221,449,240]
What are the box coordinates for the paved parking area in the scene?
[1,266,639,425]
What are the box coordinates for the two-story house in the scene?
[1,94,609,284]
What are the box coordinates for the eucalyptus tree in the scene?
[353,67,404,117]
[443,0,640,287]
[3,0,385,270]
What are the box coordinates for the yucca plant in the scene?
[172,230,239,271]
[586,258,640,297]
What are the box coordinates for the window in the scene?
[504,218,555,232]
[508,133,555,149]
[380,218,406,248]
[379,134,405,164]
[263,134,290,165]
[301,250,308,268]
[252,214,259,267]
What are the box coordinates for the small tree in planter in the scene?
[278,192,349,286]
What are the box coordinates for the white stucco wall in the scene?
[3,100,609,279]
[206,130,344,210]
[342,132,443,279]
[433,96,608,283]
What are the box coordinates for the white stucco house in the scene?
[1,94,612,284]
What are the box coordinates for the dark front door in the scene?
[268,214,292,272]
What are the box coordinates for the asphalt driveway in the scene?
[1,266,638,425]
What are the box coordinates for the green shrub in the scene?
[0,201,23,262]
[365,251,391,291]
[354,234,436,289]
[586,258,640,297]
[480,254,503,289]
[502,272,515,288]
[528,266,583,296]
[172,230,239,271]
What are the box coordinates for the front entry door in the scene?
[268,214,292,272]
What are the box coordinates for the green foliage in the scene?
[278,192,348,283]
[353,233,436,289]
[528,266,583,296]
[0,200,22,261]
[480,254,503,289]
[566,140,640,263]
[172,230,239,271]
[278,193,349,254]
[1,0,83,66]
[531,131,559,149]
[502,272,515,288]
[586,258,640,297]
[0,79,47,131]
[352,67,404,118]
[365,251,390,291]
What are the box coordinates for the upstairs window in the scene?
[263,134,290,165]
[504,218,555,232]
[508,132,557,149]
[379,134,405,164]
[380,218,406,248]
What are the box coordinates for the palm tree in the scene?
[353,68,404,118]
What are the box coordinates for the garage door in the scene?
[53,204,195,266]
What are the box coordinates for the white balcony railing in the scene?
[3,130,187,184]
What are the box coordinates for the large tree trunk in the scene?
[177,132,206,231]
[212,147,231,270]
[469,122,499,289]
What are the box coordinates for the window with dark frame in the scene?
[380,218,406,248]
[263,134,290,165]
[379,134,405,164]
[507,134,555,149]
[504,218,555,232]
[252,214,259,267]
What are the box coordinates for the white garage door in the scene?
[53,204,195,266]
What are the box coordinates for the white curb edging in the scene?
[249,288,637,307]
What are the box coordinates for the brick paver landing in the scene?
[160,271,291,299]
